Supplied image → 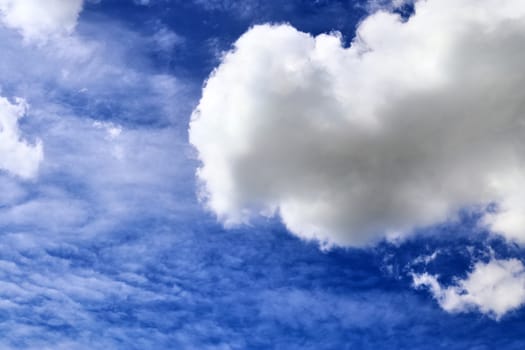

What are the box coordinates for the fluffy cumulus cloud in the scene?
[190,0,525,246]
[0,97,43,179]
[0,0,83,41]
[413,258,525,319]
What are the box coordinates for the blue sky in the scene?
[1,0,525,349]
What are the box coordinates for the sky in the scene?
[1,0,525,349]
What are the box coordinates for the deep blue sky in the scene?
[0,1,524,349]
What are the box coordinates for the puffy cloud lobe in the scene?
[189,0,525,246]
[0,97,43,179]
[413,259,525,319]
[0,0,83,41]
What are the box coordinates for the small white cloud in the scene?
[0,97,43,179]
[413,258,525,319]
[0,0,84,42]
[412,250,441,265]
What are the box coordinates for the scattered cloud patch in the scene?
[0,97,43,179]
[0,0,84,42]
[151,26,182,53]
[413,258,525,319]
[190,0,525,247]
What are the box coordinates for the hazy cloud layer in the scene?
[190,0,525,246]
[413,258,525,319]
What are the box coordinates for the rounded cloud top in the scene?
[190,0,525,246]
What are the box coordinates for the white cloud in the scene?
[413,258,525,319]
[0,97,43,179]
[0,0,83,41]
[189,0,525,246]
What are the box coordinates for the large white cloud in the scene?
[189,0,525,246]
[0,0,83,41]
[0,97,43,179]
[413,258,525,319]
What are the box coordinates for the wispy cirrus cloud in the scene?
[0,0,190,236]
